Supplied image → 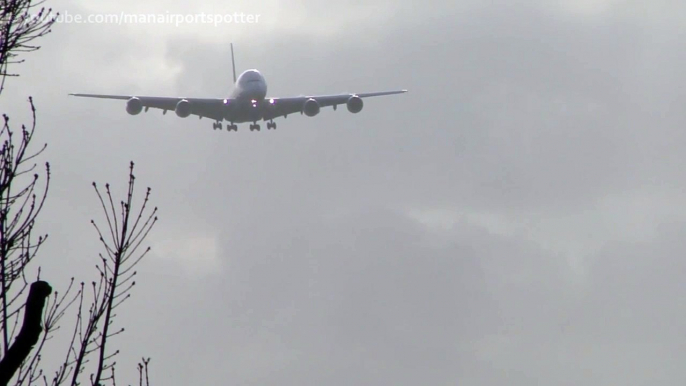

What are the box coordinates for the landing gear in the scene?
[266,121,277,130]
[213,121,238,131]
[249,123,261,131]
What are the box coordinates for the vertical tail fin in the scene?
[231,43,237,84]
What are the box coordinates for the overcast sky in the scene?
[3,0,686,384]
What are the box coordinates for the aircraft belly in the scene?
[229,105,264,123]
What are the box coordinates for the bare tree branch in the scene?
[1,5,157,384]
[0,96,49,359]
[0,0,58,94]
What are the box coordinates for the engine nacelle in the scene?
[126,97,143,115]
[347,95,363,113]
[303,98,320,117]
[175,99,191,118]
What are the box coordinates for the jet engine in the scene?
[175,99,191,118]
[126,97,143,115]
[346,95,363,113]
[303,98,320,117]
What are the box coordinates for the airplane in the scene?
[69,44,407,132]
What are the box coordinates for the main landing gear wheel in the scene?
[249,123,261,131]
[227,124,238,131]
[212,122,222,130]
[266,121,277,130]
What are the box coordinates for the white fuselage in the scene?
[230,69,267,101]
[222,69,272,123]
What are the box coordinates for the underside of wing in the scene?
[262,89,407,120]
[69,93,228,121]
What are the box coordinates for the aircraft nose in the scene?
[240,72,261,83]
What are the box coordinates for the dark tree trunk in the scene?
[0,280,52,386]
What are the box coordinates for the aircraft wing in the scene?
[69,89,407,122]
[262,90,408,120]
[68,93,227,121]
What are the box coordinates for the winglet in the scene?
[231,43,237,84]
